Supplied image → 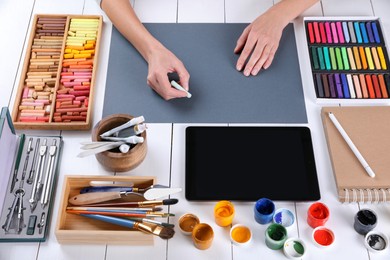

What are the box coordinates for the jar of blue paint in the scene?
[254,198,275,224]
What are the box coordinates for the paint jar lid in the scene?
[364,230,389,253]
[273,208,295,228]
[178,213,200,235]
[283,237,306,259]
[312,226,335,247]
[230,224,252,246]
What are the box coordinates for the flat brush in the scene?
[81,198,179,207]
[80,214,175,239]
[67,209,173,218]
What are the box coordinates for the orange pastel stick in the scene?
[359,47,368,70]
[365,74,375,98]
[378,74,388,98]
[69,65,93,69]
[77,60,93,66]
[62,62,79,67]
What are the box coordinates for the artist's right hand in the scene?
[146,45,190,100]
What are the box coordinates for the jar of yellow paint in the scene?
[214,200,235,227]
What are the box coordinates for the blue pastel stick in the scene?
[342,22,350,43]
[354,22,362,43]
[334,73,343,98]
[323,47,331,70]
[341,73,350,98]
[359,22,369,43]
[371,22,381,43]
[366,22,374,43]
[328,74,336,98]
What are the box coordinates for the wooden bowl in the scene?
[92,114,147,172]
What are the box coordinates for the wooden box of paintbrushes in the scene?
[0,107,63,242]
[11,14,103,130]
[56,175,163,245]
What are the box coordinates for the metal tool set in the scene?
[0,135,62,242]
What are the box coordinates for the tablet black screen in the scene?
[185,126,320,201]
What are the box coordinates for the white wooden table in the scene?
[1,0,390,259]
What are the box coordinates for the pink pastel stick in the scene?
[56,94,76,99]
[325,22,332,43]
[336,22,345,43]
[331,22,338,43]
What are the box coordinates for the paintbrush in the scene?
[79,214,175,239]
[126,217,175,228]
[80,198,179,207]
[66,206,163,212]
[67,209,174,218]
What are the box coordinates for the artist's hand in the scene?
[234,11,285,76]
[146,45,190,100]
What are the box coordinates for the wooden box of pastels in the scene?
[11,14,102,130]
[304,17,390,104]
[55,175,164,245]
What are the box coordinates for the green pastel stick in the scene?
[329,47,337,70]
[323,47,331,70]
[341,47,350,70]
[317,47,325,70]
[311,47,319,70]
[335,47,344,70]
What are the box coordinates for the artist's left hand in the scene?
[234,11,285,76]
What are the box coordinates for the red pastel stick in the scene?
[319,22,326,43]
[365,74,375,98]
[308,22,315,43]
[313,22,321,43]
[371,74,381,98]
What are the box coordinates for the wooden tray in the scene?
[12,14,102,130]
[55,175,156,245]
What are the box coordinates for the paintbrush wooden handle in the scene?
[68,191,122,205]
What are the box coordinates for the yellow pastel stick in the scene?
[64,53,74,59]
[74,53,92,59]
[364,47,374,70]
[70,18,100,22]
[377,47,387,70]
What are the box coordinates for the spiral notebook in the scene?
[321,106,390,203]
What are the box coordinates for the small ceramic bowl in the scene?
[230,224,252,246]
[92,114,147,172]
[178,213,200,235]
[273,208,295,228]
[283,237,306,259]
[364,230,389,253]
[312,226,335,247]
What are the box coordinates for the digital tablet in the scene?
[185,126,320,201]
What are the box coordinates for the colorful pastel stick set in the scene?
[305,18,390,100]
[13,15,102,130]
